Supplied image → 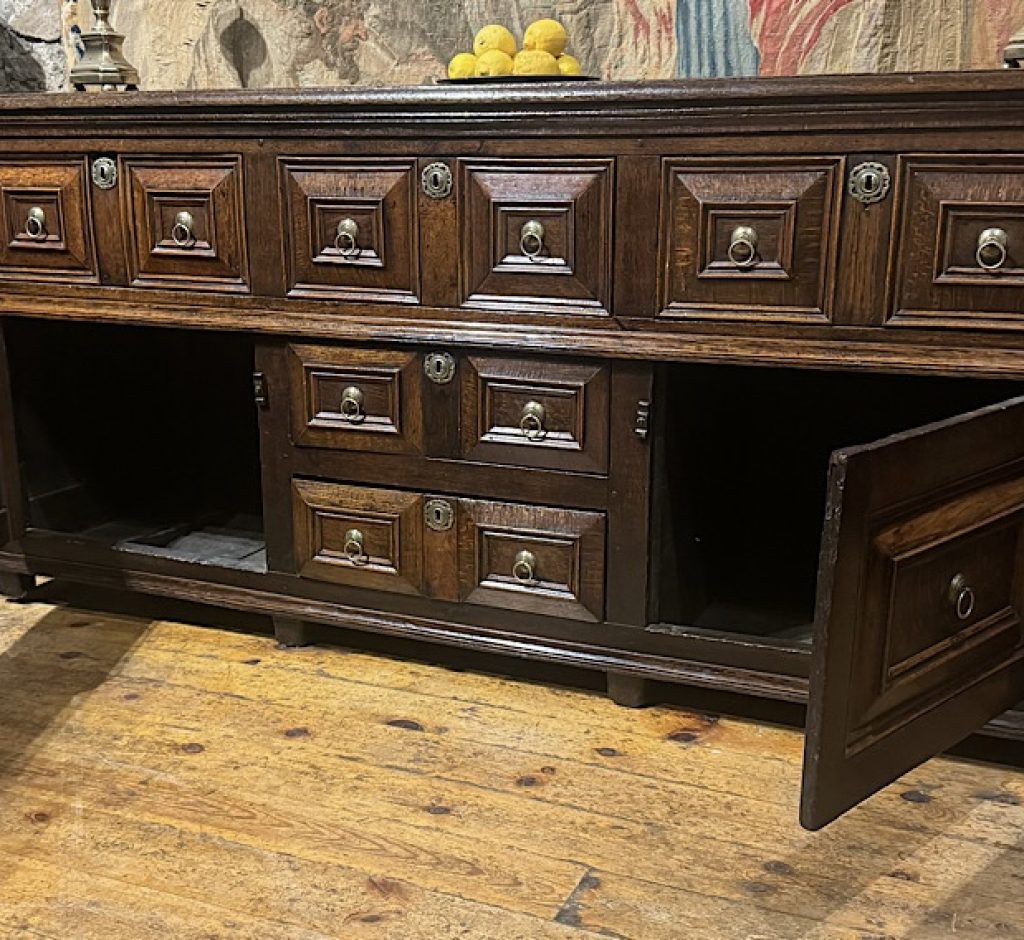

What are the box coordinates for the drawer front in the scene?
[287,345,423,455]
[458,498,605,622]
[891,158,1024,329]
[0,160,97,284]
[292,479,424,595]
[460,355,609,474]
[872,504,1023,708]
[279,158,419,304]
[122,156,248,293]
[459,159,614,316]
[658,158,841,323]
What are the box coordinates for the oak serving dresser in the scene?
[0,73,1022,830]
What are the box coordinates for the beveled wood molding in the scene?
[4,72,1024,138]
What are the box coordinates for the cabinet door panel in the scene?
[459,159,614,316]
[802,396,1024,830]
[287,344,424,455]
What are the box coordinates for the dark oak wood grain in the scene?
[0,76,1022,833]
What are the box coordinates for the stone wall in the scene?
[1,0,1023,93]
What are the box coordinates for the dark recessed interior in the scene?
[7,318,265,572]
[653,363,1023,643]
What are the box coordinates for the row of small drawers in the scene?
[283,344,615,623]
[2,154,1023,329]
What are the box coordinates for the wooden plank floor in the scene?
[0,592,1022,939]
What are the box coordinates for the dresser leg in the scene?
[274,616,313,648]
[0,573,34,601]
[607,672,655,709]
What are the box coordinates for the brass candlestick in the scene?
[70,0,140,91]
[1005,24,1024,67]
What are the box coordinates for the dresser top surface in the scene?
[2,70,1024,134]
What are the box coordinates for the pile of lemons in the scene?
[448,20,581,78]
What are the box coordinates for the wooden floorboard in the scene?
[0,596,1022,939]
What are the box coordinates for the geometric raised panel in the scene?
[889,156,1024,330]
[286,344,424,455]
[292,479,425,596]
[659,157,841,323]
[460,355,609,474]
[459,159,614,316]
[0,159,98,284]
[457,498,606,621]
[122,156,249,293]
[279,158,420,304]
[802,396,1024,830]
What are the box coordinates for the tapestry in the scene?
[2,0,1023,92]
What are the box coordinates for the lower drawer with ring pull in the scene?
[291,478,606,621]
[460,354,610,474]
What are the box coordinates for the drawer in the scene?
[0,160,97,284]
[460,355,609,474]
[122,156,248,293]
[890,157,1024,330]
[279,158,419,304]
[658,158,841,323]
[458,499,605,622]
[287,345,424,455]
[459,159,614,316]
[292,479,425,595]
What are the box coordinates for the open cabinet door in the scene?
[801,396,1024,830]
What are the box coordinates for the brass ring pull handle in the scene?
[334,218,360,258]
[520,220,545,260]
[519,400,546,441]
[512,549,537,584]
[343,528,368,565]
[171,211,196,248]
[339,385,365,423]
[976,227,1008,271]
[24,206,47,241]
[948,574,976,622]
[728,225,759,269]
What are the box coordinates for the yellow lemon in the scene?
[557,54,582,76]
[475,49,514,77]
[523,19,568,57]
[513,49,560,76]
[473,24,517,58]
[447,52,478,79]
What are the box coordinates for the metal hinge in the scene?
[253,372,269,408]
[635,399,652,440]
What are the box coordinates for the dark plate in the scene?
[436,75,599,84]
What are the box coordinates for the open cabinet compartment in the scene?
[6,319,266,572]
[653,364,1024,829]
